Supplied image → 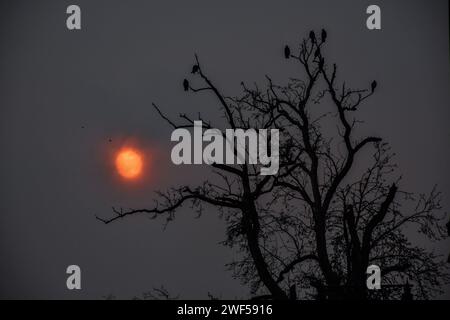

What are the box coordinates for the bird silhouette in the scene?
[371,80,377,92]
[191,65,199,74]
[183,79,189,91]
[321,29,327,43]
[309,30,316,43]
[284,45,291,59]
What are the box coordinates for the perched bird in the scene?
[321,29,327,43]
[191,65,199,74]
[183,79,189,91]
[371,80,377,92]
[309,30,316,43]
[284,45,291,59]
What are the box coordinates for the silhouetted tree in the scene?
[97,31,449,300]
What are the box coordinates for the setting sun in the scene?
[115,148,143,179]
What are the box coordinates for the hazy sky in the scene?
[0,0,448,299]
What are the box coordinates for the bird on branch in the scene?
[183,79,189,91]
[284,45,291,59]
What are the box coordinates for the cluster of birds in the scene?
[284,30,378,94]
[284,29,327,60]
[182,30,380,95]
[183,65,200,91]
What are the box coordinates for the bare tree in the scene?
[97,30,449,300]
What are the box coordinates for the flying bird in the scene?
[284,45,291,59]
[183,79,189,91]
[371,80,377,92]
[191,65,199,74]
[321,29,327,42]
[309,30,316,43]
[446,219,450,236]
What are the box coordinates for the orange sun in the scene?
[115,148,143,179]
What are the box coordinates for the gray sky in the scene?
[0,0,448,299]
